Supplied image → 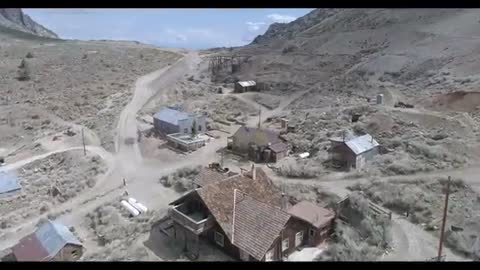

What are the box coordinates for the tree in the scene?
[191,119,197,138]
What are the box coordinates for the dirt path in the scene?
[262,165,469,261]
[0,145,113,173]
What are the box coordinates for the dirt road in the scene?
[0,49,236,258]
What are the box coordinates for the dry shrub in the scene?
[159,166,201,192]
[317,192,392,261]
[275,157,324,178]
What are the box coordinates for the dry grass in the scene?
[0,150,106,228]
[82,200,163,261]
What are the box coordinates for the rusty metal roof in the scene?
[287,201,335,229]
[197,168,283,240]
[35,220,82,257]
[12,220,82,261]
[12,234,50,261]
[232,192,290,261]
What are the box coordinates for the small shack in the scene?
[328,133,379,171]
[228,126,288,163]
[234,81,257,93]
[0,171,21,195]
[12,220,83,261]
[287,201,335,247]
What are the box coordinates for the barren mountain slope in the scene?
[227,9,480,105]
[0,9,58,39]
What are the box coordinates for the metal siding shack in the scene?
[329,134,379,170]
[234,81,257,93]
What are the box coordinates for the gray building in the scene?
[153,107,207,135]
[328,133,379,171]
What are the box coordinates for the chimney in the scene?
[251,163,256,180]
[281,192,286,210]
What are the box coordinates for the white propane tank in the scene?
[121,200,140,217]
[128,198,148,213]
[299,152,310,159]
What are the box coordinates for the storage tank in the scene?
[128,198,148,213]
[376,94,384,105]
[121,200,140,217]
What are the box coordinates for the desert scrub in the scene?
[159,166,201,192]
[274,157,324,178]
[348,176,480,258]
[17,59,31,81]
[317,192,392,261]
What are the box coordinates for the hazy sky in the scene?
[24,9,313,49]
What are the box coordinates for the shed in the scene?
[329,133,379,170]
[268,142,288,162]
[12,220,83,261]
[0,171,21,195]
[234,80,257,93]
[287,201,335,246]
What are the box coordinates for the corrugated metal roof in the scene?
[345,134,379,155]
[153,107,191,126]
[0,171,21,194]
[35,220,82,257]
[237,81,256,87]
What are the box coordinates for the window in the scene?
[282,238,289,251]
[184,128,188,133]
[214,231,224,247]
[198,125,202,131]
[295,231,303,247]
[265,249,274,262]
[309,228,315,237]
[71,250,78,258]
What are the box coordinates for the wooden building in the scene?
[228,126,288,163]
[234,81,257,93]
[328,133,379,171]
[166,166,335,261]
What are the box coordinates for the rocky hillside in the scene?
[0,8,58,39]
[224,9,480,109]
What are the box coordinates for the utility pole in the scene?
[220,149,224,168]
[258,105,262,128]
[82,128,86,156]
[437,176,451,261]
